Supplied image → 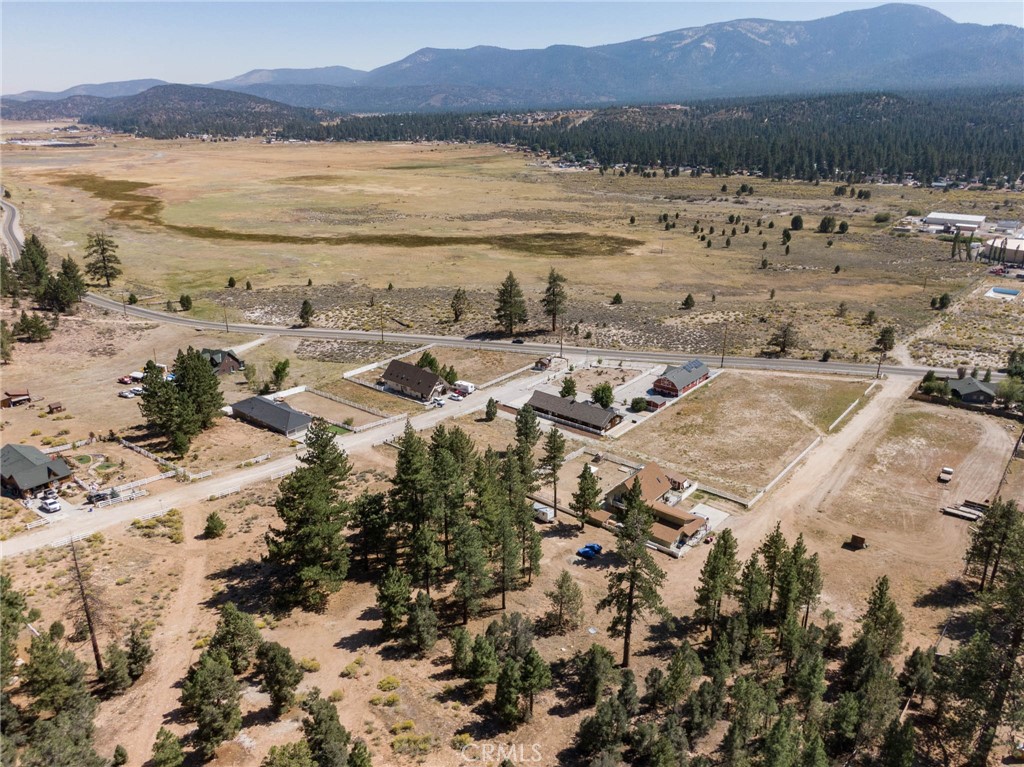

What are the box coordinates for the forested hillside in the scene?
[286,91,1024,184]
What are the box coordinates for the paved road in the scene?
[84,292,956,380]
[0,365,551,557]
[0,186,25,260]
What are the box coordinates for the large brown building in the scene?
[606,461,707,547]
[652,359,710,398]
[380,360,447,402]
[525,390,622,434]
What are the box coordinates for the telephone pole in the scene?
[876,351,885,379]
[720,324,729,369]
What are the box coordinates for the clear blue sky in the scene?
[3,1,1021,94]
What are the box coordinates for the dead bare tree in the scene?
[64,538,107,672]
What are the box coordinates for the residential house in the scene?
[525,390,622,434]
[652,360,710,398]
[947,376,996,405]
[201,348,245,375]
[380,360,447,402]
[1,444,73,496]
[606,461,706,547]
[231,396,311,439]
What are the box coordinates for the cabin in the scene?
[231,397,311,439]
[1,390,31,408]
[525,390,622,434]
[652,359,710,398]
[47,402,64,414]
[1,444,73,496]
[380,360,447,402]
[201,348,245,375]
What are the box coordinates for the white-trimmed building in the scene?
[923,212,986,232]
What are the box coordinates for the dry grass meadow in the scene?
[3,127,1018,362]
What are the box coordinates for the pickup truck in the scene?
[938,467,954,483]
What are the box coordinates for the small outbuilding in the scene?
[1,390,31,408]
[0,444,73,496]
[201,348,245,375]
[231,397,311,439]
[47,402,64,414]
[652,359,710,398]
[380,360,447,402]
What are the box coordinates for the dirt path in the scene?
[92,504,209,763]
[728,375,917,558]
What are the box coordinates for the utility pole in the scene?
[379,304,384,343]
[223,308,229,333]
[559,321,564,360]
[720,323,728,369]
[876,350,885,379]
[121,291,127,318]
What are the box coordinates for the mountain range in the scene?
[4,4,1021,115]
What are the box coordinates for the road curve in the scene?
[0,186,25,260]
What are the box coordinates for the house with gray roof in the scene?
[525,390,622,434]
[947,376,996,405]
[652,359,710,398]
[231,397,311,439]
[1,444,73,496]
[380,360,447,402]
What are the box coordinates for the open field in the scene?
[616,370,871,497]
[2,131,1012,363]
[318,378,413,416]
[285,391,382,428]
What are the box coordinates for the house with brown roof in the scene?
[652,359,710,398]
[1,444,73,496]
[201,348,245,375]
[1,390,31,408]
[525,390,622,434]
[380,360,447,402]
[606,461,706,547]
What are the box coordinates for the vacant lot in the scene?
[285,390,381,428]
[318,378,412,416]
[398,346,531,386]
[786,401,1016,644]
[617,371,870,497]
[3,131,1006,362]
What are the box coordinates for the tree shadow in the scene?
[240,706,277,730]
[635,614,688,659]
[914,578,976,609]
[333,626,383,653]
[542,521,583,540]
[203,558,286,618]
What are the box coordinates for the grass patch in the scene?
[129,508,184,543]
[377,675,400,692]
[327,424,351,435]
[57,172,641,257]
[391,733,438,756]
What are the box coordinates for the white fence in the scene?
[207,487,241,501]
[49,532,91,549]
[96,489,148,508]
[271,469,294,480]
[480,362,539,390]
[135,509,165,522]
[40,437,95,455]
[239,453,272,467]
[349,412,407,434]
[115,470,176,494]
[116,438,211,481]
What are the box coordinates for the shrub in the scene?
[298,657,321,673]
[328,689,344,702]
[204,512,226,539]
[873,212,891,224]
[630,397,650,413]
[377,676,401,692]
[610,293,623,305]
[390,720,415,734]
[450,733,473,750]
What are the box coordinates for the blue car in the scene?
[576,543,603,560]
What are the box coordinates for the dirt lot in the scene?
[397,346,532,386]
[616,370,871,498]
[318,379,413,416]
[126,417,297,473]
[998,454,1024,502]
[285,391,382,428]
[2,131,1006,363]
[564,364,642,397]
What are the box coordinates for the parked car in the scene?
[40,498,61,513]
[118,375,133,385]
[86,490,112,504]
[118,390,135,398]
[450,393,464,401]
[431,397,445,408]
[512,338,525,344]
[130,386,145,395]
[576,543,603,559]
